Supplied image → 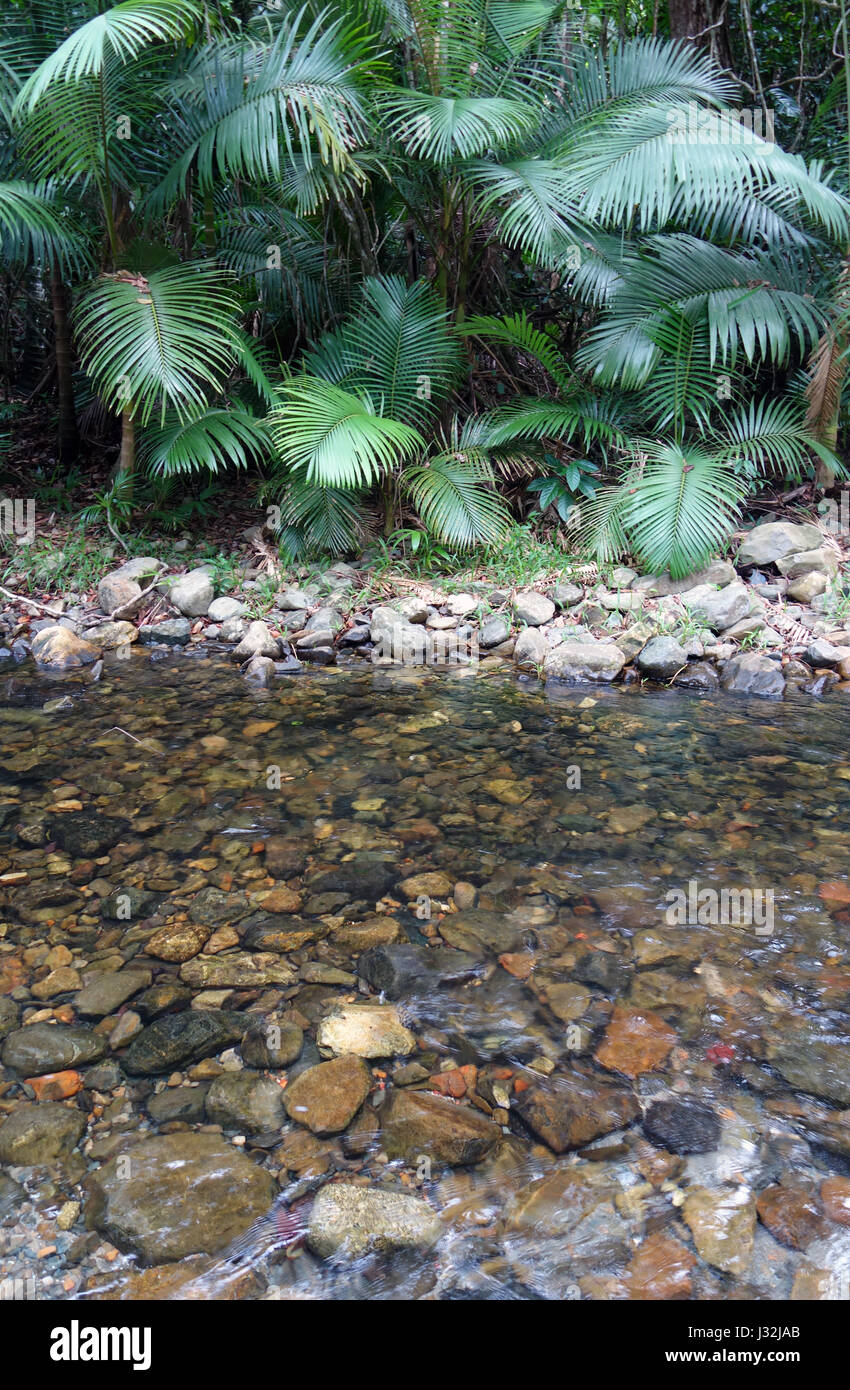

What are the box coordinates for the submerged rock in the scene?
[121,1009,245,1075]
[316,1004,416,1059]
[204,1072,286,1133]
[306,1183,441,1259]
[382,1088,501,1166]
[642,1098,721,1154]
[513,1068,640,1153]
[2,1023,106,1076]
[84,1133,276,1264]
[283,1055,372,1134]
[0,1101,85,1165]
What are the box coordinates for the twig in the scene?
[0,584,64,618]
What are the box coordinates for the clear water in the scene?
[2,652,850,1300]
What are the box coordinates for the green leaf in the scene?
[268,377,424,488]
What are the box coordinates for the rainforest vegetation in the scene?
[2,0,850,581]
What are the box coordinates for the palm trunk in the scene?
[50,260,79,465]
[116,408,135,494]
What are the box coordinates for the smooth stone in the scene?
[139,618,191,645]
[381,1088,501,1166]
[241,1018,303,1068]
[84,1133,276,1264]
[306,1183,441,1259]
[80,621,137,650]
[543,640,625,684]
[514,592,555,626]
[513,627,548,667]
[207,596,246,622]
[30,626,100,669]
[513,1068,640,1153]
[283,1055,372,1134]
[673,660,719,691]
[479,616,511,648]
[316,1004,415,1059]
[0,1101,85,1165]
[642,1098,721,1154]
[232,621,280,660]
[720,652,785,697]
[164,569,214,617]
[683,1186,757,1275]
[737,521,824,567]
[204,1073,286,1133]
[97,573,143,616]
[121,1010,245,1075]
[551,582,583,608]
[787,572,829,603]
[73,970,151,1018]
[635,635,688,680]
[2,1023,106,1076]
[357,943,480,998]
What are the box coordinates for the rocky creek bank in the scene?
[4,519,850,700]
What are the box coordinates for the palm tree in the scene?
[264,273,512,549]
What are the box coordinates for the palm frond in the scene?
[268,377,424,488]
[139,406,268,476]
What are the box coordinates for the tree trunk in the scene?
[50,260,79,465]
[667,0,734,70]
[115,408,135,493]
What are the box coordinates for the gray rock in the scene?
[2,1023,106,1076]
[84,1133,276,1264]
[97,573,143,616]
[682,582,750,632]
[73,970,151,1019]
[737,521,824,567]
[479,615,511,648]
[787,572,829,603]
[109,557,164,583]
[307,1184,441,1259]
[219,616,246,643]
[277,588,314,610]
[543,640,626,683]
[207,596,246,622]
[0,1102,85,1165]
[165,568,214,617]
[777,547,838,579]
[316,1004,416,1059]
[673,661,719,691]
[50,811,127,858]
[232,620,279,660]
[632,560,737,596]
[243,654,276,686]
[551,582,583,608]
[720,653,786,697]
[514,591,556,626]
[395,597,428,624]
[635,635,688,680]
[139,618,191,645]
[204,1072,286,1133]
[805,639,850,667]
[513,627,548,668]
[305,605,343,634]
